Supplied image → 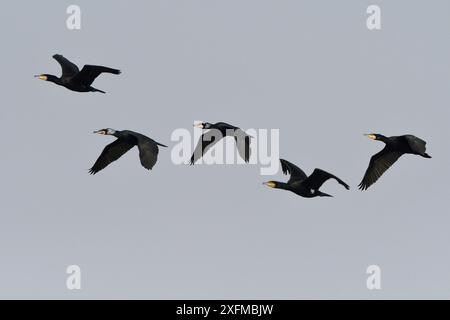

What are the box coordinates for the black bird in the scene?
[35,54,120,93]
[89,129,167,175]
[190,122,252,165]
[358,134,432,190]
[263,159,350,198]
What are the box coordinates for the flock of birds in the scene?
[35,54,432,198]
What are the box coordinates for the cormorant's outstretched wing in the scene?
[280,159,308,183]
[190,129,223,165]
[136,136,164,170]
[89,139,134,175]
[303,168,350,190]
[53,54,79,77]
[234,129,251,163]
[358,148,403,190]
[72,65,121,86]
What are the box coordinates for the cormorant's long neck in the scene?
[112,130,123,138]
[377,135,389,143]
[274,182,292,191]
[209,123,221,129]
[47,75,62,85]
[212,123,236,135]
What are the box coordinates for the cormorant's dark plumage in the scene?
[358,134,432,190]
[89,129,167,175]
[35,54,120,93]
[190,122,251,165]
[263,159,350,198]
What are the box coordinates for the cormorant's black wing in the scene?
[279,159,308,183]
[89,139,134,175]
[190,129,223,165]
[234,129,251,163]
[303,168,350,190]
[358,147,403,190]
[136,136,164,170]
[53,54,79,77]
[72,65,121,86]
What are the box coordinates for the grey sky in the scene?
[1,0,449,299]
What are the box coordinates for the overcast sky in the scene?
[1,0,450,299]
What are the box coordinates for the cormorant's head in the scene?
[365,133,381,140]
[194,122,213,129]
[94,128,116,136]
[34,74,59,82]
[262,181,277,188]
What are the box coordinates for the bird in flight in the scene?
[358,134,432,190]
[89,129,167,175]
[35,54,120,93]
[263,159,349,198]
[190,122,252,165]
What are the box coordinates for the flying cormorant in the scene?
[190,122,251,165]
[35,54,120,93]
[358,134,432,190]
[263,159,350,198]
[89,129,167,175]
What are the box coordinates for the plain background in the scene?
[0,0,449,299]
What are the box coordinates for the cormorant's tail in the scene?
[91,87,106,94]
[423,153,432,158]
[156,142,168,148]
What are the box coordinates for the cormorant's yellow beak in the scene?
[364,134,377,140]
[34,75,47,81]
[93,130,106,135]
[194,123,204,129]
[263,181,276,188]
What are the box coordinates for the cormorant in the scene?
[35,54,120,93]
[358,134,432,190]
[263,159,350,198]
[190,122,251,165]
[89,129,167,175]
